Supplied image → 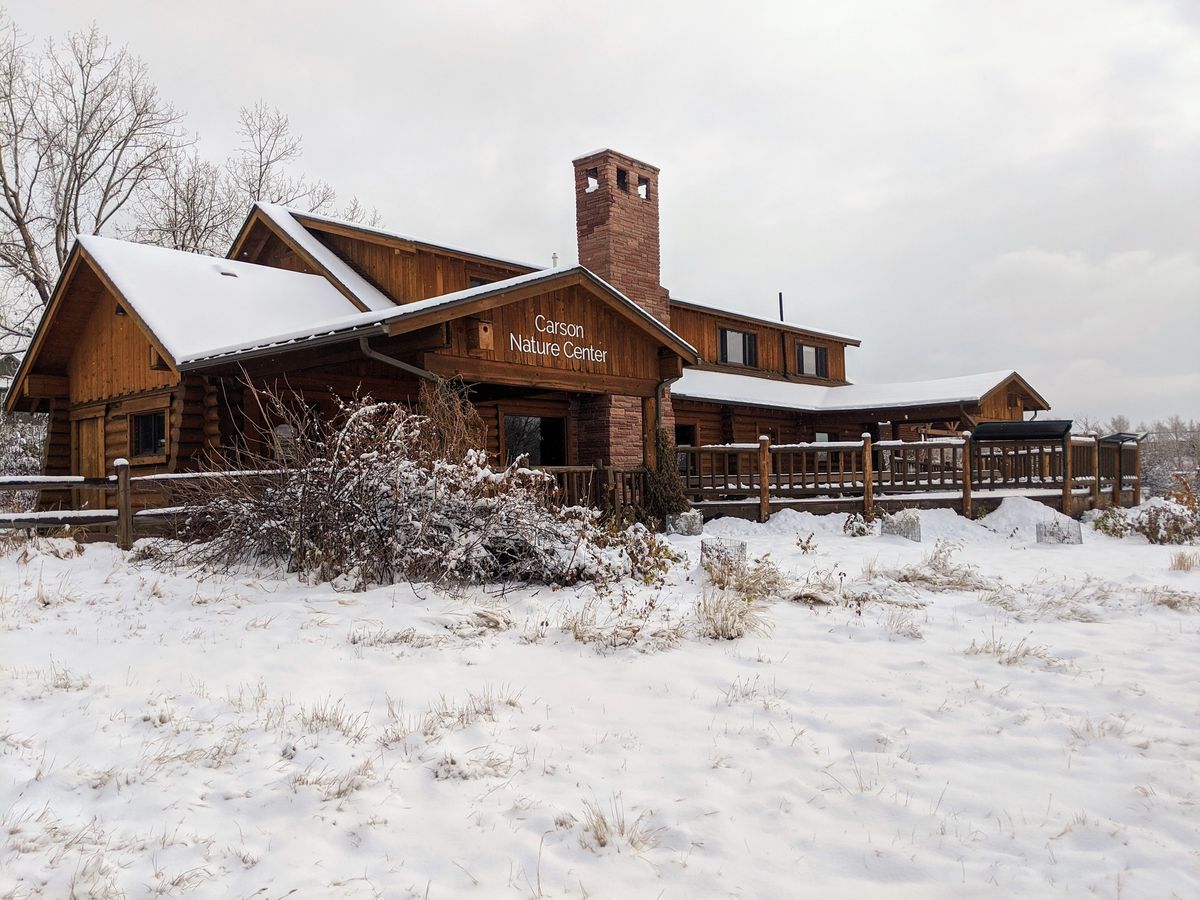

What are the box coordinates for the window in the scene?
[719,329,757,367]
[798,344,829,378]
[637,175,650,200]
[674,424,697,447]
[585,167,599,193]
[504,415,566,466]
[616,168,629,191]
[814,431,831,464]
[131,411,166,458]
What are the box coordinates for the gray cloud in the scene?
[10,0,1199,421]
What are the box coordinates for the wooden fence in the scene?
[677,432,1142,522]
[0,461,650,549]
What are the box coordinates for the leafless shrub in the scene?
[1091,506,1132,538]
[695,586,773,640]
[1132,499,1200,545]
[159,383,675,591]
[843,513,874,537]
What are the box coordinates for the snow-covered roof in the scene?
[180,265,698,366]
[77,235,361,364]
[672,367,1022,413]
[254,204,542,288]
[249,204,398,312]
[670,298,862,345]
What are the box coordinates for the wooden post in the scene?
[641,395,657,471]
[1132,440,1142,506]
[1089,432,1100,508]
[115,458,132,551]
[961,431,973,519]
[757,435,771,523]
[861,432,874,519]
[1111,444,1121,506]
[1061,433,1073,516]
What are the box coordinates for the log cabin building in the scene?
[5,148,1049,504]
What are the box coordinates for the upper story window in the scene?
[719,329,757,367]
[798,343,829,378]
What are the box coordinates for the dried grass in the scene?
[578,794,663,853]
[695,586,773,640]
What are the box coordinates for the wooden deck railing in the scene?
[0,460,652,548]
[0,434,1141,541]
[677,432,1141,522]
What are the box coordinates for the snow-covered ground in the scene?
[1,498,1197,898]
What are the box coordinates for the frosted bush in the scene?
[168,393,678,590]
[1131,500,1199,545]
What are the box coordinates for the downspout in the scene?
[358,335,438,381]
[656,374,681,430]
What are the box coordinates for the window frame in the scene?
[798,343,829,378]
[128,409,168,464]
[719,328,758,368]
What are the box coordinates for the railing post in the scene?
[1089,432,1100,508]
[115,458,132,551]
[757,435,771,523]
[1111,445,1122,506]
[861,432,874,519]
[1132,441,1142,506]
[961,431,972,519]
[1061,433,1073,516]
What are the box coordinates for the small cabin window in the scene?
[719,329,757,367]
[585,167,599,193]
[637,175,650,200]
[798,344,828,378]
[131,411,166,459]
[616,168,629,192]
[814,431,832,464]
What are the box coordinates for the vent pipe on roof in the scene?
[778,291,784,322]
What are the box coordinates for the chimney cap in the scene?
[571,148,660,174]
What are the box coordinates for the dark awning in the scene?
[1099,432,1145,444]
[970,420,1073,441]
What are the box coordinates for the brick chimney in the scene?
[573,149,670,324]
[571,149,674,467]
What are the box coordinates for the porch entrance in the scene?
[504,415,567,466]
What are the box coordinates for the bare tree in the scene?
[133,102,382,255]
[131,150,238,254]
[0,15,187,344]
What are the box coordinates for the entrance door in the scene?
[71,414,107,509]
[504,415,567,466]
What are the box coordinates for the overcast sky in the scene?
[12,0,1200,424]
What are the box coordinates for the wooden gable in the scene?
[414,276,695,397]
[6,250,179,412]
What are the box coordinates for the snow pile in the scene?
[979,496,1074,541]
